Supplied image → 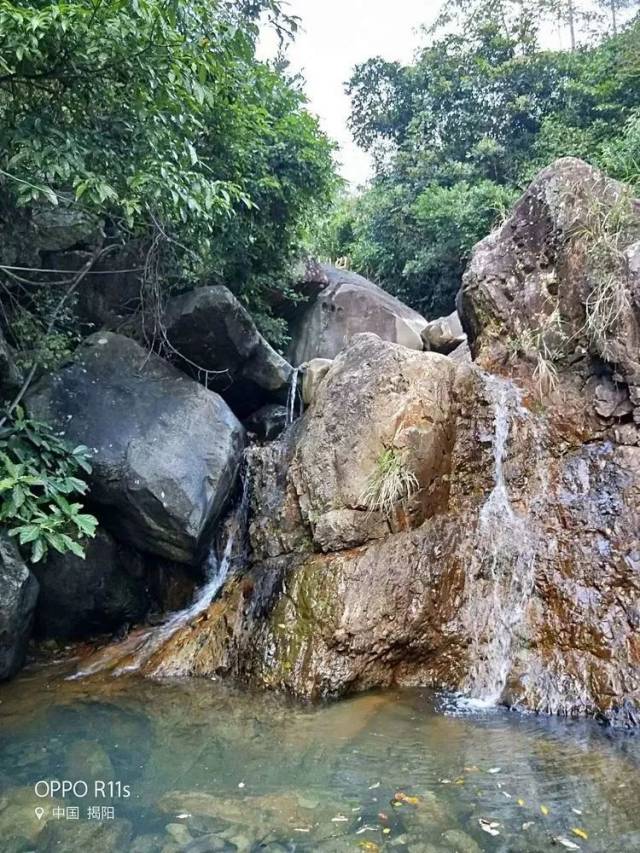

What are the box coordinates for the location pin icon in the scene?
[35,807,45,821]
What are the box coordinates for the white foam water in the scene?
[459,375,537,707]
[286,366,302,425]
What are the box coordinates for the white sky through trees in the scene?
[259,1,634,186]
[259,1,438,187]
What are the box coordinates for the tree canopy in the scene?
[0,0,336,343]
[314,8,640,318]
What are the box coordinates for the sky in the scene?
[259,1,628,187]
[259,1,442,187]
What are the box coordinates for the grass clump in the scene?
[569,180,639,359]
[360,449,419,518]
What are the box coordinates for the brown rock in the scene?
[289,265,429,365]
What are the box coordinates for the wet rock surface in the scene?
[0,536,38,680]
[147,330,640,722]
[27,332,245,564]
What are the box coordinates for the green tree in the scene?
[0,0,336,346]
[328,13,640,319]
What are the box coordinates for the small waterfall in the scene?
[71,453,253,680]
[286,367,302,426]
[460,375,537,708]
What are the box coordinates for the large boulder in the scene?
[33,528,150,639]
[460,157,640,425]
[288,264,429,365]
[27,333,245,564]
[142,336,640,725]
[0,535,39,680]
[288,334,457,552]
[162,286,292,416]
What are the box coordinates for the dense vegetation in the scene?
[0,0,336,346]
[314,1,640,318]
[0,0,336,560]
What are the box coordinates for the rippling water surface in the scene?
[0,663,639,852]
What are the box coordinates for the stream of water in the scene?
[0,668,639,852]
[460,375,538,709]
[71,459,253,681]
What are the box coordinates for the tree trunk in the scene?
[568,0,577,50]
[611,0,618,35]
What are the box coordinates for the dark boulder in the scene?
[27,333,245,564]
[0,535,39,680]
[33,528,150,640]
[162,286,292,416]
[288,264,429,365]
[245,404,288,441]
[0,327,21,396]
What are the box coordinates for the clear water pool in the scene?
[0,662,638,852]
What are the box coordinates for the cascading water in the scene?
[71,452,253,680]
[459,375,538,708]
[286,366,302,426]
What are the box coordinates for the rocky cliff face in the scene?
[131,160,640,725]
[7,158,637,724]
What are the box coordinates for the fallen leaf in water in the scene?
[464,766,479,772]
[479,818,501,836]
[540,804,549,816]
[502,791,512,799]
[368,782,380,789]
[356,825,379,835]
[455,778,465,785]
[383,827,391,835]
[440,778,452,784]
[571,808,583,815]
[522,822,534,830]
[487,767,501,774]
[517,799,525,807]
[293,828,311,833]
[331,815,348,822]
[555,837,580,850]
[394,791,420,805]
[377,812,388,821]
[175,812,191,819]
[358,842,380,852]
[571,828,588,840]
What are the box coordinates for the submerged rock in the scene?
[162,286,292,416]
[27,333,245,563]
[288,264,429,365]
[0,536,38,680]
[36,818,133,853]
[33,528,150,639]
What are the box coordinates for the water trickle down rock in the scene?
[460,375,538,706]
[71,453,254,680]
[286,366,303,426]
